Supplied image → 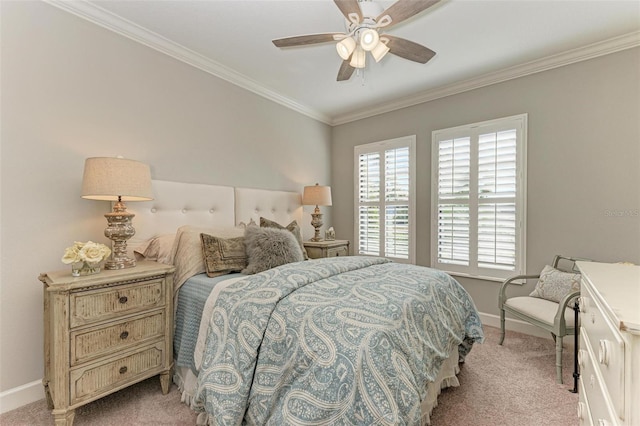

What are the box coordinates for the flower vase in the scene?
[71,261,102,277]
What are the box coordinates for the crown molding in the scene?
[44,0,333,125]
[45,1,638,127]
[332,31,640,125]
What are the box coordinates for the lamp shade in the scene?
[302,183,332,206]
[349,46,366,69]
[371,41,390,62]
[360,29,380,51]
[81,157,153,201]
[336,36,356,60]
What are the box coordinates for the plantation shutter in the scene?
[355,136,415,263]
[358,152,380,256]
[436,137,470,265]
[385,147,410,259]
[477,129,517,270]
[432,114,526,280]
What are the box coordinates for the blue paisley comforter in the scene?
[193,256,483,425]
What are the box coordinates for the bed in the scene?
[128,180,484,425]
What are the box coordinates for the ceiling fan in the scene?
[272,0,440,81]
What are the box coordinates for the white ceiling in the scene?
[56,0,640,125]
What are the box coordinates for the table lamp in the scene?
[81,157,153,269]
[302,183,332,242]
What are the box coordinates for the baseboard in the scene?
[0,313,572,414]
[480,312,575,347]
[0,379,44,414]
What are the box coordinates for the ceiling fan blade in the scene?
[337,60,355,81]
[334,0,362,24]
[384,35,436,64]
[376,0,440,29]
[273,33,343,48]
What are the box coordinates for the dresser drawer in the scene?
[70,279,165,327]
[69,342,165,405]
[327,246,348,257]
[580,285,626,419]
[578,379,594,426]
[70,310,165,366]
[579,333,620,426]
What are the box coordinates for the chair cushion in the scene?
[529,265,581,303]
[505,296,576,327]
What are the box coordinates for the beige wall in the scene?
[0,1,331,397]
[332,47,640,316]
[2,0,639,411]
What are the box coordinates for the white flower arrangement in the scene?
[62,241,111,276]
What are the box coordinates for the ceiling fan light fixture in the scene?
[274,0,441,82]
[371,41,390,62]
[336,36,356,60]
[350,46,366,69]
[360,28,379,51]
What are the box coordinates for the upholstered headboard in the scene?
[234,187,303,228]
[126,180,304,256]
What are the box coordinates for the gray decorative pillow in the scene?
[529,265,581,303]
[242,226,304,275]
[200,233,247,277]
[260,217,309,260]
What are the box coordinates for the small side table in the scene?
[304,239,350,259]
[38,261,175,426]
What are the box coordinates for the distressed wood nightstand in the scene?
[38,261,175,426]
[304,239,350,259]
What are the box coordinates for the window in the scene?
[354,136,416,263]
[431,114,527,280]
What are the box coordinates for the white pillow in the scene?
[171,225,244,292]
[133,234,176,264]
[529,265,581,303]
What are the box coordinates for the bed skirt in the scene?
[174,344,460,425]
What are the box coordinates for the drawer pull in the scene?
[119,366,128,374]
[577,402,585,420]
[598,340,610,366]
[118,296,128,304]
[579,296,589,313]
[577,349,587,367]
[120,331,129,340]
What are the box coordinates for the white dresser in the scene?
[576,262,640,426]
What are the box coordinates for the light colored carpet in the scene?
[1,326,578,425]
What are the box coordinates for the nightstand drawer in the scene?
[327,246,349,257]
[304,240,350,259]
[70,310,165,366]
[70,279,165,327]
[69,342,165,405]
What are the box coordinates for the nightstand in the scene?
[304,239,350,259]
[38,261,175,426]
